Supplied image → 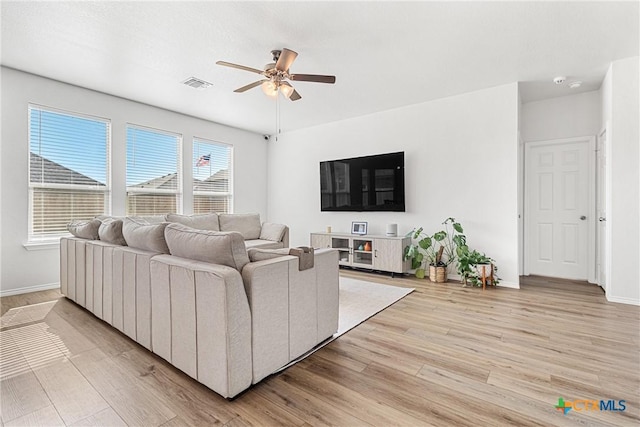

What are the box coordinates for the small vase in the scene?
[364,241,372,252]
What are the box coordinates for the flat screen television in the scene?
[320,151,405,212]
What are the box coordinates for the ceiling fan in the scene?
[216,48,336,101]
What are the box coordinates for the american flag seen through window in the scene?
[196,153,211,167]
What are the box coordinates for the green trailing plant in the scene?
[456,244,500,287]
[403,218,465,278]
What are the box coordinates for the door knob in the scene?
[599,217,606,222]
[580,215,586,220]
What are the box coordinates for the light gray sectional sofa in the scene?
[60,213,339,398]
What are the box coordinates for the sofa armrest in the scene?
[259,222,289,247]
[150,255,252,398]
[241,255,296,381]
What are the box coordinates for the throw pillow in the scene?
[98,218,127,246]
[67,219,101,240]
[219,213,261,240]
[166,212,219,231]
[247,248,291,262]
[122,217,170,253]
[259,222,287,242]
[164,223,249,272]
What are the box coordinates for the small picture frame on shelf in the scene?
[351,221,368,235]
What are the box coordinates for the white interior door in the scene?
[596,130,607,289]
[525,137,594,280]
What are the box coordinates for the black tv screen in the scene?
[320,152,405,212]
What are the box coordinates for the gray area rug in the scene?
[276,277,415,372]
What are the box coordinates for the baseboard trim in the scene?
[0,282,60,297]
[606,295,640,306]
[496,280,520,289]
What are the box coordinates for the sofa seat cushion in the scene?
[219,213,261,240]
[164,223,250,272]
[123,218,170,253]
[247,248,291,262]
[166,213,220,231]
[68,219,101,240]
[244,239,285,250]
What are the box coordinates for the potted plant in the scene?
[404,218,465,282]
[403,227,428,279]
[455,244,500,287]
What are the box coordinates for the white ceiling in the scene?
[1,1,638,135]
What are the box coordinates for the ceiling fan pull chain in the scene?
[275,90,280,141]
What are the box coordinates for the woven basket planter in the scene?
[429,265,447,283]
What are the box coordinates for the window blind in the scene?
[28,105,110,240]
[193,138,233,214]
[126,125,181,216]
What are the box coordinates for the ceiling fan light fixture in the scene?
[280,84,294,99]
[261,80,278,98]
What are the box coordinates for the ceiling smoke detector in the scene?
[553,76,566,85]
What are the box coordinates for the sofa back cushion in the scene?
[166,213,219,231]
[164,223,249,271]
[131,215,167,224]
[219,213,261,240]
[123,217,170,253]
[68,219,101,240]
[98,218,127,246]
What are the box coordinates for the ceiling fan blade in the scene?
[275,48,298,71]
[289,89,302,101]
[290,74,336,84]
[234,80,267,93]
[216,61,264,75]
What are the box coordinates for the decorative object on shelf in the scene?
[403,218,465,282]
[364,241,372,252]
[351,221,368,235]
[386,223,398,237]
[358,244,364,251]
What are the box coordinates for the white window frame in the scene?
[27,104,111,243]
[125,123,183,215]
[192,137,234,214]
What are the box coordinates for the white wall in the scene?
[602,57,640,305]
[268,83,520,287]
[0,67,267,295]
[521,90,602,142]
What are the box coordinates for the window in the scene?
[28,105,110,241]
[193,138,232,214]
[126,125,182,216]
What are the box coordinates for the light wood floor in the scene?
[1,272,638,426]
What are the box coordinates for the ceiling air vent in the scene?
[182,77,213,89]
